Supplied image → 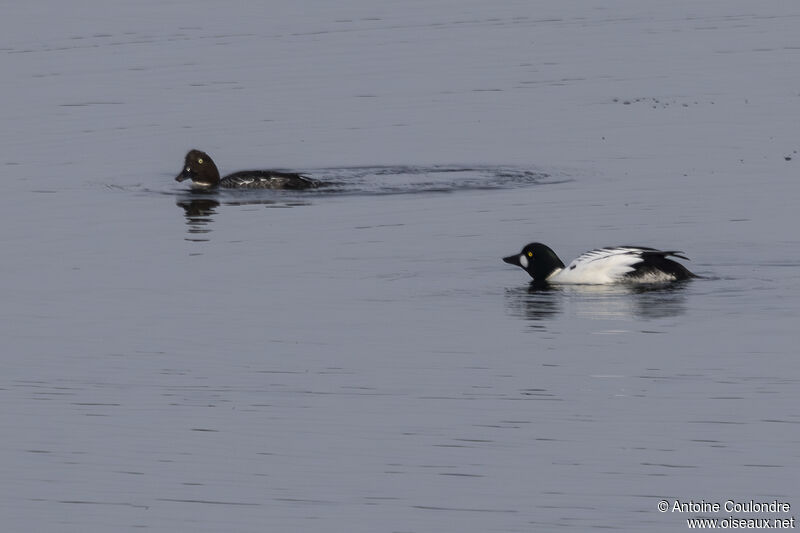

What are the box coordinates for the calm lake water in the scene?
[2,1,798,531]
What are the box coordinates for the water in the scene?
[2,2,799,531]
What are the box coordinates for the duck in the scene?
[503,242,696,284]
[175,150,320,189]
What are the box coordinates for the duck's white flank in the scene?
[547,247,674,284]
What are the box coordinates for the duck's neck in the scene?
[195,160,221,187]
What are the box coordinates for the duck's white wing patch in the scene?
[549,247,646,284]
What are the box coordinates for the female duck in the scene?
[175,150,319,189]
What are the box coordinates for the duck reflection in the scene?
[620,282,690,319]
[505,281,689,324]
[175,190,311,242]
[504,283,563,326]
[176,192,220,243]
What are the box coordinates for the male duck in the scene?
[503,242,696,284]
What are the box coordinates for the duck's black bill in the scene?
[176,170,191,182]
[502,254,520,266]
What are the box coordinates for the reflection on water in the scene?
[616,283,690,319]
[176,194,220,243]
[504,283,563,327]
[175,190,311,242]
[505,282,690,324]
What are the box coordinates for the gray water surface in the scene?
[2,2,799,531]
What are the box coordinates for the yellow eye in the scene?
[527,251,533,257]
[198,158,203,164]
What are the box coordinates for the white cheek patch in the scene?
[186,167,191,172]
[519,254,529,269]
